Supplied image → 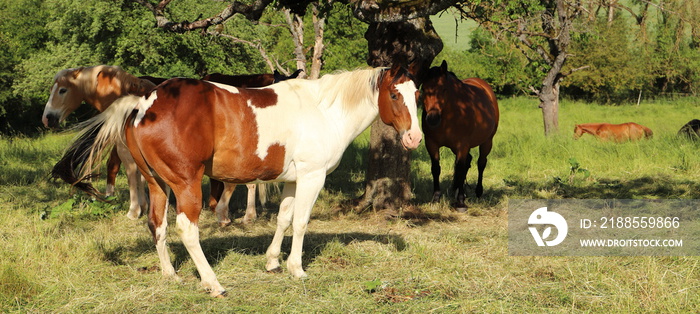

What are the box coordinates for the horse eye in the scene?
[390,93,398,100]
[58,88,68,95]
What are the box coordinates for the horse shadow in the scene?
[116,229,407,276]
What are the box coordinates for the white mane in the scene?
[313,67,386,111]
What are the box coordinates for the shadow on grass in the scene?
[114,230,408,275]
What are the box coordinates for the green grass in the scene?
[1,98,699,312]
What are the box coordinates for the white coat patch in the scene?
[133,93,158,127]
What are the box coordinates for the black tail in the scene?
[51,122,104,198]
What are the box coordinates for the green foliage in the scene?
[565,16,652,103]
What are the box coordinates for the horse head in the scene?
[43,67,87,128]
[43,65,154,129]
[377,64,422,150]
[573,124,584,139]
[420,60,455,129]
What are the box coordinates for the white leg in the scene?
[286,171,326,278]
[147,183,177,279]
[215,183,235,227]
[105,184,115,196]
[242,183,257,224]
[265,183,296,272]
[116,141,145,220]
[176,213,225,297]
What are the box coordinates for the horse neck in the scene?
[77,66,114,112]
[315,70,380,146]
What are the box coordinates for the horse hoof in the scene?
[266,267,283,274]
[453,203,467,213]
[431,191,442,202]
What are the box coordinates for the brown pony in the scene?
[55,65,421,296]
[44,65,157,219]
[420,61,499,210]
[573,122,653,142]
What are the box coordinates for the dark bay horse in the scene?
[677,119,700,140]
[56,65,421,296]
[44,65,157,219]
[573,122,653,142]
[420,61,499,210]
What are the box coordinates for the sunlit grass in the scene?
[1,97,699,311]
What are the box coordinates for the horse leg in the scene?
[145,178,178,280]
[475,141,493,198]
[452,152,471,210]
[242,183,257,224]
[208,179,224,212]
[116,141,146,220]
[287,170,326,278]
[426,141,442,202]
[105,147,121,196]
[266,182,296,272]
[172,177,226,297]
[214,183,235,227]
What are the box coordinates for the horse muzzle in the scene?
[42,113,61,129]
[425,110,442,129]
[401,128,422,150]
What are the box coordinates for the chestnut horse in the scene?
[55,65,421,297]
[44,65,156,219]
[573,122,653,142]
[420,61,499,210]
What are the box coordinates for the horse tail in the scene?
[51,95,142,197]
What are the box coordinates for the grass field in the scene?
[1,97,699,312]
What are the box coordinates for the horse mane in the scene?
[314,67,385,111]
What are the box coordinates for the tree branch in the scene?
[352,0,458,23]
[132,0,273,33]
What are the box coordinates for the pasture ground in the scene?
[1,97,699,312]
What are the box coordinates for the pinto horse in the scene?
[57,65,421,297]
[420,61,499,210]
[203,69,302,225]
[46,66,295,223]
[573,122,653,142]
[44,65,156,219]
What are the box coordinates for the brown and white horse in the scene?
[46,66,296,223]
[203,69,303,225]
[57,65,421,297]
[44,65,155,219]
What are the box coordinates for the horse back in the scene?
[130,78,286,183]
[460,77,500,134]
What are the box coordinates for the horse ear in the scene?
[71,67,84,79]
[440,60,448,72]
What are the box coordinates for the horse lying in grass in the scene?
[573,122,653,142]
[55,64,421,297]
[677,119,700,140]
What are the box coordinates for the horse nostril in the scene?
[46,114,60,129]
[426,112,441,128]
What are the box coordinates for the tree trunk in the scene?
[284,9,308,78]
[539,82,560,135]
[309,3,326,79]
[358,17,442,210]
